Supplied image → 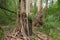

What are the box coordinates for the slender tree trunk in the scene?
[16,0,21,27]
[27,0,33,36]
[20,0,24,13]
[26,0,30,36]
[45,0,48,18]
[52,0,53,5]
[20,0,28,36]
[26,0,30,15]
[46,0,48,9]
[37,0,42,12]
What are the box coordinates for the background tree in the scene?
[33,0,43,27]
[45,0,48,18]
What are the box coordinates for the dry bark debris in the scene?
[4,26,30,40]
[4,28,52,40]
[33,32,52,40]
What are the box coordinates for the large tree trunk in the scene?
[17,0,27,36]
[20,0,27,36]
[17,0,32,37]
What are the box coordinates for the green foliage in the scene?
[36,15,60,40]
[28,15,32,23]
[0,0,18,25]
[57,0,60,7]
[44,15,58,22]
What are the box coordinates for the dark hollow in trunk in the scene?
[28,16,32,36]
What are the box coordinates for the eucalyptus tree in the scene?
[32,0,43,28]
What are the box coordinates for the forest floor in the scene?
[30,27,52,40]
[0,25,60,40]
[33,26,60,40]
[1,25,53,40]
